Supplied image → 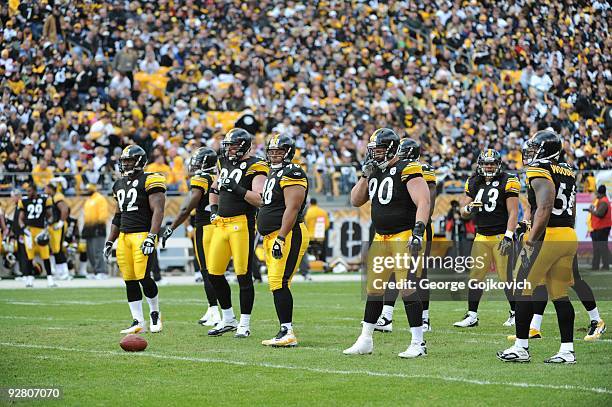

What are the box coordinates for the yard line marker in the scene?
[1,342,611,395]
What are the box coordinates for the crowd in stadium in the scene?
[0,0,610,197]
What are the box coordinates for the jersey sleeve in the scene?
[400,161,423,183]
[526,165,553,183]
[422,166,437,185]
[280,165,308,189]
[246,159,270,177]
[145,173,167,194]
[504,176,520,197]
[190,175,209,193]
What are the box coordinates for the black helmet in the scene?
[397,138,420,161]
[119,145,147,178]
[266,133,296,169]
[522,129,561,166]
[367,128,400,170]
[221,128,252,163]
[189,147,217,175]
[36,230,50,246]
[477,148,502,178]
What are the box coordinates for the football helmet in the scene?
[119,145,147,178]
[36,230,50,246]
[266,133,296,169]
[221,128,252,163]
[477,149,502,178]
[522,129,561,166]
[397,138,420,161]
[367,128,400,170]
[189,147,218,175]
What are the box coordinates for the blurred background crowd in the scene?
[0,0,610,197]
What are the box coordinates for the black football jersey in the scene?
[526,162,575,228]
[112,172,166,233]
[190,173,213,227]
[217,156,269,219]
[18,194,53,228]
[257,164,308,236]
[369,159,423,235]
[465,172,520,235]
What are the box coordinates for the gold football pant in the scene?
[24,226,50,260]
[48,222,67,254]
[193,224,214,272]
[366,229,423,296]
[517,227,578,300]
[263,223,310,291]
[469,233,512,282]
[116,232,157,281]
[208,215,255,276]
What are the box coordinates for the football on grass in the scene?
[120,334,147,352]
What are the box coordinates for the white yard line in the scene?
[1,342,610,395]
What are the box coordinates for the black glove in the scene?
[219,178,247,199]
[160,226,174,249]
[516,221,530,242]
[210,204,219,224]
[409,221,426,256]
[518,243,535,275]
[271,236,285,259]
[141,233,157,256]
[361,159,376,178]
[103,240,114,259]
[498,234,513,256]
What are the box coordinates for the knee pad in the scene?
[139,277,158,298]
[401,290,420,304]
[125,280,142,302]
[237,274,253,290]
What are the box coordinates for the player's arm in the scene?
[407,177,431,226]
[56,200,69,222]
[526,178,554,244]
[244,174,265,208]
[148,191,165,235]
[428,183,437,220]
[279,185,306,238]
[171,188,202,230]
[506,197,519,234]
[350,177,369,207]
[460,180,479,218]
[104,199,121,259]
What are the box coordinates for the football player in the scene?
[454,149,520,328]
[375,138,437,332]
[160,147,221,327]
[18,182,56,287]
[207,128,269,338]
[498,130,578,364]
[104,145,166,334]
[45,183,70,280]
[344,128,430,358]
[258,134,310,347]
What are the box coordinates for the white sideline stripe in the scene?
[1,342,611,395]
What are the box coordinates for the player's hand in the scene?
[498,235,513,256]
[210,204,219,224]
[103,240,114,259]
[141,233,157,256]
[160,226,174,249]
[408,221,426,257]
[53,220,64,230]
[23,228,32,239]
[463,201,483,214]
[361,159,376,178]
[271,236,285,259]
[219,177,247,198]
[518,243,535,274]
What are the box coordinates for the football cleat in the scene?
[544,350,576,364]
[25,275,34,288]
[398,342,427,359]
[584,320,606,341]
[198,307,221,326]
[262,326,298,347]
[423,319,432,332]
[453,313,478,328]
[207,319,238,336]
[374,316,393,333]
[120,319,146,334]
[47,275,57,288]
[234,325,251,338]
[343,336,373,355]
[150,311,162,333]
[503,311,515,327]
[507,328,542,341]
[496,346,531,363]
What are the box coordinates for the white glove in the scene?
[53,220,64,230]
[141,233,157,256]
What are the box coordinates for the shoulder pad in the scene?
[145,172,167,192]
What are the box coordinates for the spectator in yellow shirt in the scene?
[145,152,174,189]
[32,159,54,190]
[304,198,330,261]
[168,147,187,192]
[82,184,109,277]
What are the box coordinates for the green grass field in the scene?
[1,281,611,406]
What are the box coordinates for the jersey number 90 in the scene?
[369,177,393,205]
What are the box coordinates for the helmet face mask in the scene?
[397,138,420,161]
[119,145,147,178]
[189,147,217,175]
[476,149,502,178]
[368,128,400,170]
[222,128,252,163]
[522,130,561,166]
[266,134,295,169]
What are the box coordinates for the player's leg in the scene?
[454,234,491,327]
[207,221,238,336]
[376,274,398,332]
[228,216,256,337]
[196,224,220,326]
[507,284,546,341]
[493,236,516,326]
[78,241,88,277]
[22,232,36,287]
[117,233,145,333]
[131,232,161,333]
[570,255,606,340]
[262,224,309,347]
[35,228,55,287]
[420,221,433,330]
[50,224,69,280]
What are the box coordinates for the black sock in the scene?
[54,251,67,264]
[417,277,430,313]
[572,279,596,312]
[532,285,548,316]
[273,287,293,324]
[383,286,399,307]
[139,277,158,299]
[402,291,423,327]
[201,269,218,307]
[125,280,142,302]
[515,297,534,341]
[553,297,575,344]
[468,288,483,313]
[237,273,254,315]
[504,287,515,312]
[209,275,232,309]
[43,259,53,276]
[363,295,384,324]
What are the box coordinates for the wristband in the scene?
[277,235,285,242]
[504,230,514,239]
